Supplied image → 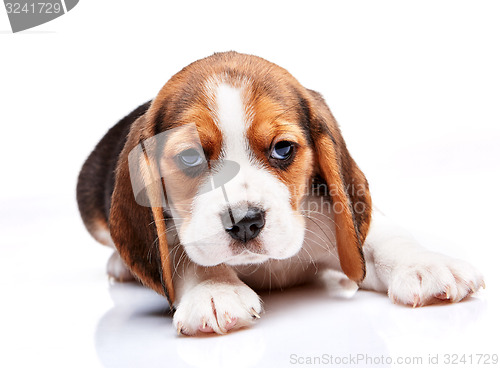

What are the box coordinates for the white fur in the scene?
[173,279,262,335]
[213,83,249,166]
[92,226,114,247]
[107,251,135,282]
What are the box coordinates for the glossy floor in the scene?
[0,196,498,368]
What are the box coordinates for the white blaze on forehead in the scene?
[214,83,251,162]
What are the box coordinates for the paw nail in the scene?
[412,295,420,308]
[388,292,397,304]
[202,318,207,329]
[481,280,486,289]
[177,323,183,335]
[225,316,238,330]
[445,286,450,299]
[224,313,232,324]
[251,308,261,319]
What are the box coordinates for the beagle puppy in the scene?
[77,51,484,335]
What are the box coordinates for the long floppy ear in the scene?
[306,89,372,283]
[109,114,175,305]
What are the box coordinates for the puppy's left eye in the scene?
[178,148,204,167]
[270,141,294,160]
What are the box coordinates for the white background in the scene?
[1,1,499,367]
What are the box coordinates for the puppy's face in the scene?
[153,71,314,266]
[112,52,371,298]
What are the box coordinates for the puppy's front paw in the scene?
[173,281,262,335]
[388,254,484,307]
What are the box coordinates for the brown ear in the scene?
[306,89,372,283]
[109,115,175,305]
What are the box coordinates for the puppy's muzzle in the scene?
[221,206,265,243]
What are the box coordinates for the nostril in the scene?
[249,224,257,233]
[222,207,266,243]
[227,224,240,233]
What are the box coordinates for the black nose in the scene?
[223,207,265,243]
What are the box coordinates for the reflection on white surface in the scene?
[95,283,267,368]
[93,276,491,368]
[174,324,266,368]
[0,195,497,368]
[0,192,498,368]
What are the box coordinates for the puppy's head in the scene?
[110,52,371,299]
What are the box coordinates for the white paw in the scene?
[173,281,262,335]
[388,253,484,307]
[107,251,135,282]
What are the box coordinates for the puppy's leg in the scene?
[106,251,135,282]
[360,210,484,306]
[172,261,262,335]
[92,226,135,282]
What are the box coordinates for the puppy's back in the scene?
[76,101,151,246]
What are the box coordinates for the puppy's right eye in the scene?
[271,141,294,160]
[268,140,296,170]
[178,148,203,167]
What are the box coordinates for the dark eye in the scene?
[270,141,294,160]
[178,148,204,167]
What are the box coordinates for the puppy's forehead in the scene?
[206,76,308,162]
[206,79,251,156]
[151,53,310,153]
[213,82,246,126]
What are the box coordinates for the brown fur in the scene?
[246,95,314,211]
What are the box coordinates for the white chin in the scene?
[224,251,270,265]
